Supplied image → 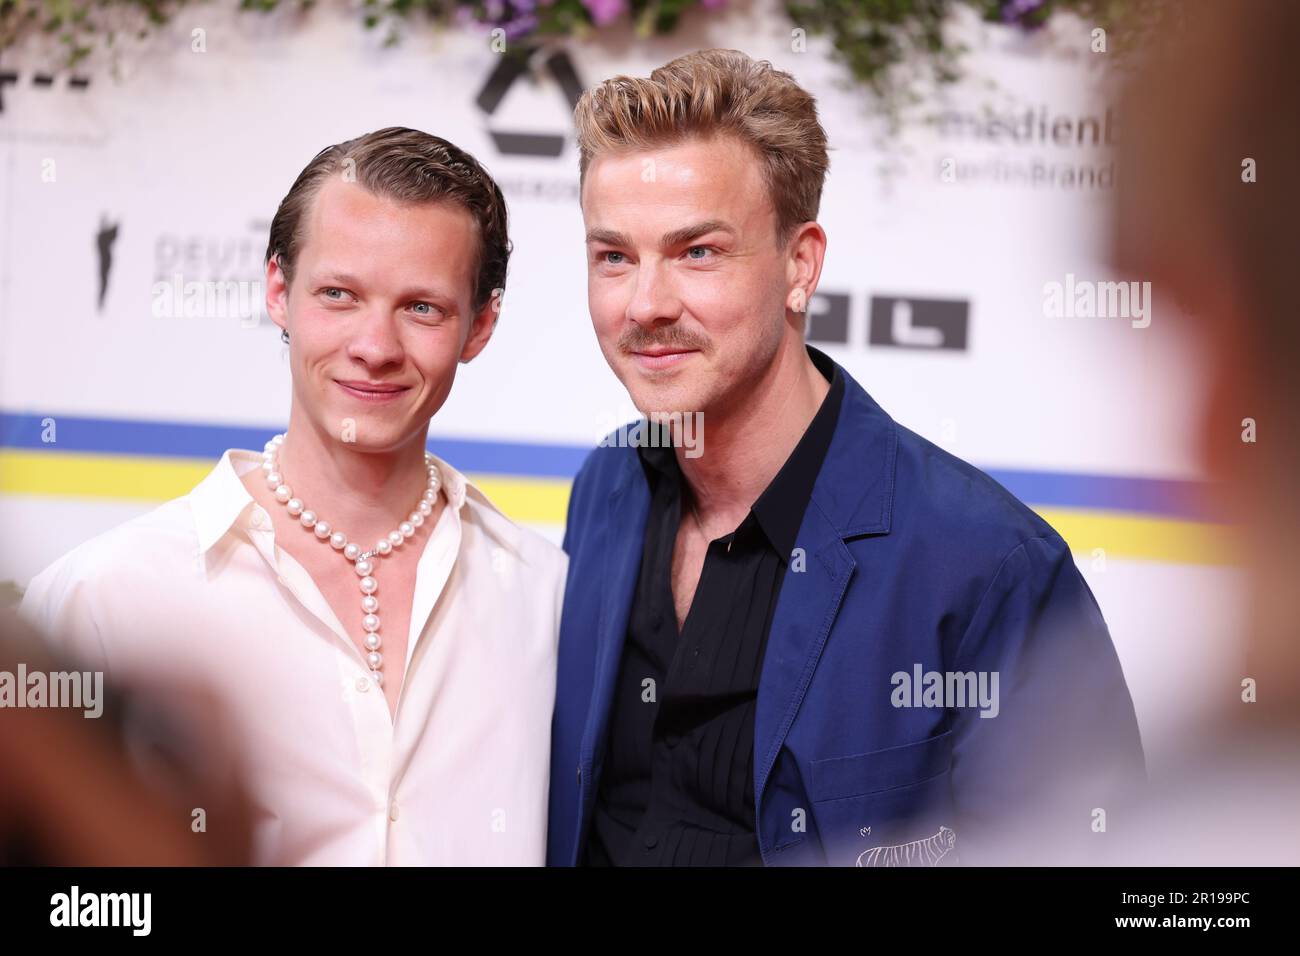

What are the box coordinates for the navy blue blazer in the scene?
[548,353,1145,866]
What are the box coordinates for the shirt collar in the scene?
[189,447,521,558]
[191,448,261,556]
[635,344,845,558]
[427,450,525,558]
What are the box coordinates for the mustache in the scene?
[618,327,709,354]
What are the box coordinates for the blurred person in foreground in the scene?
[18,128,567,865]
[1097,0,1300,865]
[0,605,253,866]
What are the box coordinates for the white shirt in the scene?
[18,447,567,866]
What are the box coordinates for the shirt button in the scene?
[643,832,658,849]
[355,677,370,693]
[389,803,400,822]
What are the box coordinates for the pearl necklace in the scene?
[260,433,441,687]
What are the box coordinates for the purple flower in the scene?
[1000,0,1048,29]
[699,0,728,8]
[582,0,628,27]
[503,12,539,39]
[455,0,539,32]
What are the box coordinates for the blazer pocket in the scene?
[809,730,953,803]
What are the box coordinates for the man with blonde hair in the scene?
[549,50,1144,867]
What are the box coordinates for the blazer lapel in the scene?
[577,451,651,795]
[753,350,900,820]
[753,502,856,803]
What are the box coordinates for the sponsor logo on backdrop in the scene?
[475,45,585,202]
[805,291,971,352]
[96,214,120,313]
[144,219,273,327]
[934,103,1117,191]
[868,295,969,350]
[476,46,584,158]
[88,208,273,325]
[0,66,91,113]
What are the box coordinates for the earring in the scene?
[281,329,290,344]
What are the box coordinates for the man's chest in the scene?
[653,514,780,690]
[669,526,710,632]
[277,537,421,713]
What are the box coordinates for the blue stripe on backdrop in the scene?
[0,410,1220,521]
[0,411,588,479]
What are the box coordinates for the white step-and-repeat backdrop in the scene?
[0,1,1242,762]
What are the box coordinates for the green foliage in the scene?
[0,0,1165,123]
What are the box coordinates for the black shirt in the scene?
[583,347,845,866]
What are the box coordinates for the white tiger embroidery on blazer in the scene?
[855,826,957,867]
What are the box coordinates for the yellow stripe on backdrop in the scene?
[0,449,211,502]
[0,450,1236,565]
[0,449,573,527]
[1035,507,1239,568]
